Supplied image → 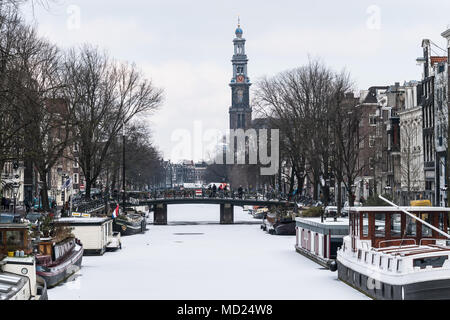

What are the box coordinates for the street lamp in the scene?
[12,182,19,215]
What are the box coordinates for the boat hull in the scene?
[36,275,48,300]
[37,245,84,288]
[113,219,145,236]
[337,261,450,300]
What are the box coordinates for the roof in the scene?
[431,56,447,65]
[56,217,111,225]
[0,272,28,301]
[349,206,450,213]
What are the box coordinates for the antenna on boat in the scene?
[378,195,450,239]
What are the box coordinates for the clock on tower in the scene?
[229,19,252,130]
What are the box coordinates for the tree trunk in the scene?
[39,171,50,212]
[337,178,342,216]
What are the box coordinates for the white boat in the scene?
[0,224,47,300]
[55,217,121,255]
[336,204,450,300]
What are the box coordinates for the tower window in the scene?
[237,66,244,74]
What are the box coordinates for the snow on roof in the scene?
[296,217,349,227]
[56,217,111,224]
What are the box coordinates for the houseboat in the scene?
[113,209,146,236]
[295,217,349,268]
[0,223,47,300]
[55,217,121,255]
[35,236,84,288]
[335,201,450,300]
[252,207,268,219]
[262,210,296,235]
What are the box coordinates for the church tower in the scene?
[229,19,252,130]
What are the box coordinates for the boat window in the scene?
[375,213,386,237]
[405,215,417,237]
[356,213,359,236]
[364,252,368,262]
[413,256,448,269]
[397,259,402,272]
[372,254,375,265]
[439,213,445,231]
[379,256,384,268]
[390,213,401,237]
[6,230,24,247]
[358,250,362,260]
[421,214,433,237]
[362,213,369,237]
[388,258,392,270]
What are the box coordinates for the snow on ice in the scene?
[48,204,368,300]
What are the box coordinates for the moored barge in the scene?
[336,202,450,300]
[35,237,83,288]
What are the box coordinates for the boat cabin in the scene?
[0,224,32,257]
[55,217,114,256]
[348,206,450,252]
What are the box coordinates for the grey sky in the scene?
[22,0,450,162]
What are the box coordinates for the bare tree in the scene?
[400,124,424,204]
[10,23,68,211]
[62,45,164,199]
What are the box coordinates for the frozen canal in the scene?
[49,204,368,300]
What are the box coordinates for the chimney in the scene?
[422,39,431,78]
[441,29,450,62]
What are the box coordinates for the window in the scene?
[390,213,401,237]
[413,256,448,269]
[364,251,368,262]
[405,215,417,237]
[369,115,377,126]
[0,231,3,245]
[73,158,79,168]
[369,136,376,148]
[358,250,362,260]
[372,254,375,265]
[397,259,402,272]
[375,213,386,237]
[421,213,433,237]
[439,213,445,232]
[73,173,79,185]
[362,213,369,237]
[6,230,24,248]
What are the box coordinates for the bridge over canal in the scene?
[131,197,295,225]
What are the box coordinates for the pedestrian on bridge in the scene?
[238,186,243,199]
[212,184,217,198]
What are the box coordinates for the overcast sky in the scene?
[21,0,450,162]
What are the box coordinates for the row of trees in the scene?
[0,2,164,210]
[254,59,365,213]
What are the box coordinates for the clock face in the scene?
[237,75,245,83]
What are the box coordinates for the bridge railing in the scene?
[145,189,290,202]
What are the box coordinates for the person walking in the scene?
[238,186,243,199]
[25,199,31,214]
[212,184,217,198]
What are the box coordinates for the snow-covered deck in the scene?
[48,204,367,300]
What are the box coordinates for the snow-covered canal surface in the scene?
[49,204,368,300]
